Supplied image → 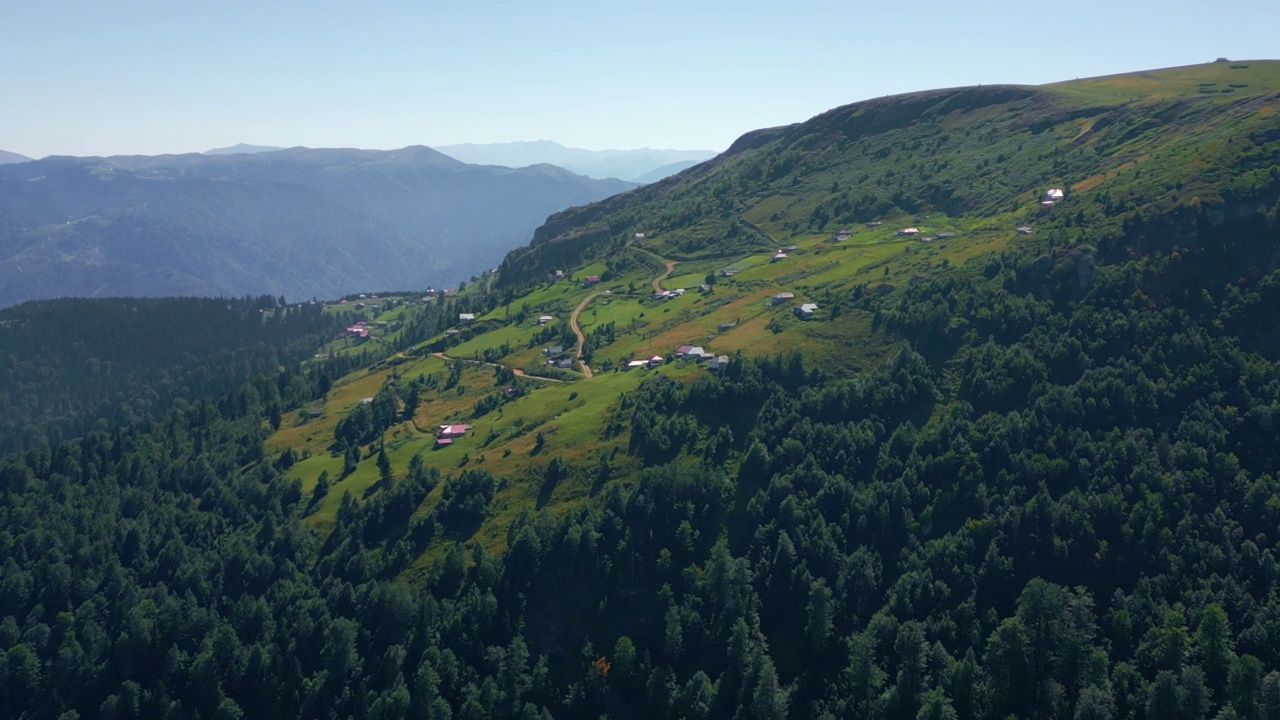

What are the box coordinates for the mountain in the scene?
[0,148,31,164]
[6,61,1280,720]
[435,139,717,181]
[203,142,286,155]
[0,146,634,306]
[263,60,1280,716]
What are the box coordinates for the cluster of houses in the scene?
[543,346,575,369]
[343,322,370,342]
[770,292,819,319]
[624,346,731,371]
[434,424,471,449]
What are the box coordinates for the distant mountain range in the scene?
[0,146,634,307]
[198,140,715,182]
[0,149,32,164]
[434,140,717,182]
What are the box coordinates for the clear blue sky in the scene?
[3,0,1275,158]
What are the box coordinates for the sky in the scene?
[2,0,1277,158]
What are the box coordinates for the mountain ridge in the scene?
[435,139,718,182]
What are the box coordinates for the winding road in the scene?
[568,292,601,379]
[652,260,680,294]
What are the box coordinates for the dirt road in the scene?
[652,260,679,294]
[568,292,600,379]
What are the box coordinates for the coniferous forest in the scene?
[2,209,1280,719]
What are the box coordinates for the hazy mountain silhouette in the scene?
[0,146,633,306]
[0,149,32,164]
[435,140,716,182]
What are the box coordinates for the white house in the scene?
[795,303,818,319]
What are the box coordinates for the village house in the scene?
[554,270,565,280]
[584,276,601,287]
[634,232,646,240]
[537,315,554,325]
[1045,188,1065,201]
[1017,226,1035,235]
[770,292,796,306]
[866,221,883,228]
[898,228,920,237]
[551,356,575,369]
[543,345,564,356]
[626,359,649,370]
[647,355,665,368]
[718,321,737,332]
[937,231,957,239]
[834,229,853,241]
[720,268,738,278]
[771,251,788,262]
[709,354,731,371]
[795,303,819,319]
[458,313,475,324]
[438,424,471,439]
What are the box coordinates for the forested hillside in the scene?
[0,296,343,452]
[2,61,1280,719]
[0,147,633,307]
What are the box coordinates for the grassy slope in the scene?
[269,60,1280,578]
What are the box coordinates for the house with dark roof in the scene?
[770,292,795,306]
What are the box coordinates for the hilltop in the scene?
[499,60,1280,288]
[0,148,31,164]
[203,142,286,155]
[0,146,633,306]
